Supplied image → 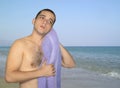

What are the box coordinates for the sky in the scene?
[0,0,120,46]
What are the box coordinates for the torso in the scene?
[19,37,43,88]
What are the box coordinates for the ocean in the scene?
[0,46,120,79]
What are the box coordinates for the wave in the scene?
[103,71,120,79]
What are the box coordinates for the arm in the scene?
[5,40,55,83]
[60,44,76,68]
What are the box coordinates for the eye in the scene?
[47,19,53,25]
[40,16,44,19]
[49,21,53,25]
[38,16,45,20]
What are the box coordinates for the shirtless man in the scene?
[5,9,75,88]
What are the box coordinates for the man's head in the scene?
[32,8,56,36]
[35,9,56,25]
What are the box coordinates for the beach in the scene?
[61,68,120,88]
[0,77,19,88]
[0,46,120,88]
[1,68,120,88]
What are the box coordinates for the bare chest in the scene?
[20,46,43,71]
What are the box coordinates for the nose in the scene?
[43,19,47,25]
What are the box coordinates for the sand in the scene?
[0,68,120,88]
[61,68,120,88]
[0,77,19,88]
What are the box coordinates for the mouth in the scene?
[40,26,45,29]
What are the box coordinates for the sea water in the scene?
[66,46,120,79]
[0,46,10,77]
[0,46,120,79]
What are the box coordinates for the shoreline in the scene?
[61,68,120,88]
[1,68,120,88]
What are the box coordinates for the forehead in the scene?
[39,11,55,20]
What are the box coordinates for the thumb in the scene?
[42,60,47,66]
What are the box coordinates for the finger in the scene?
[53,70,56,74]
[52,71,56,76]
[42,60,47,66]
[50,64,54,67]
[52,67,55,71]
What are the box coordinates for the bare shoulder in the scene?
[11,39,24,48]
[9,37,30,52]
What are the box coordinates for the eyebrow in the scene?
[38,14,45,17]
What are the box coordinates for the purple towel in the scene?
[38,29,61,88]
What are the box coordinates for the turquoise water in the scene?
[0,47,10,77]
[0,46,120,79]
[66,46,120,79]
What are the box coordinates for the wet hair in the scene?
[35,9,56,24]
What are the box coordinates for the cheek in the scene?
[35,19,42,24]
[46,26,52,31]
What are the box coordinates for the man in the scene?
[5,9,75,88]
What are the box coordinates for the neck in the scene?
[30,30,44,46]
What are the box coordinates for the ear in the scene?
[32,18,35,25]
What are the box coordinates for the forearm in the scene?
[60,44,76,68]
[5,69,43,83]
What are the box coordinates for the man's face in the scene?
[33,11,55,36]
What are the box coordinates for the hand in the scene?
[39,61,55,77]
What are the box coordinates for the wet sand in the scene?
[61,68,120,88]
[0,68,120,88]
[0,77,18,88]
